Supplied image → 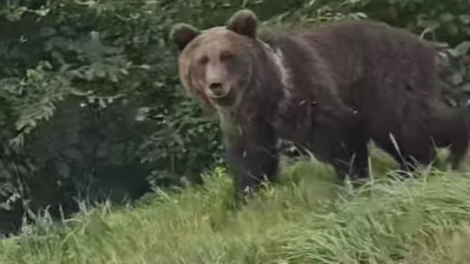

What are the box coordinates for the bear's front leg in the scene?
[224,118,280,202]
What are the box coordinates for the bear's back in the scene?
[260,20,438,99]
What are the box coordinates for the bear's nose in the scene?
[208,82,222,91]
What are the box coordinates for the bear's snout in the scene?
[209,82,222,92]
[207,82,228,98]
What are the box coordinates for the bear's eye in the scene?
[219,50,234,61]
[197,55,209,65]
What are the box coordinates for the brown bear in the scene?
[170,9,470,200]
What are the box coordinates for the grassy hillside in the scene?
[2,149,470,264]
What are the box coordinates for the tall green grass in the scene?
[2,149,470,264]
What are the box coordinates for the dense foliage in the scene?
[0,0,469,236]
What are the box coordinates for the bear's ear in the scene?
[170,23,201,52]
[226,9,257,38]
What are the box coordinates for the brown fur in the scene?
[170,9,470,200]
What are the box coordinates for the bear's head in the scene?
[170,9,268,109]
